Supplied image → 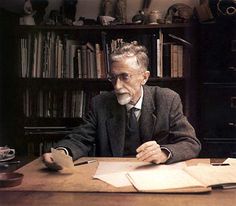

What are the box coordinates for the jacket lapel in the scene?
[139,86,157,143]
[106,105,126,156]
[106,86,158,155]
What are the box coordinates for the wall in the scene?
[0,0,199,23]
[76,0,199,22]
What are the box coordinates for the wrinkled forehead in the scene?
[111,56,141,71]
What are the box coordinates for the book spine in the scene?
[177,45,183,77]
[95,43,102,78]
[163,43,171,77]
[158,29,163,78]
[77,48,82,78]
[101,32,109,75]
[81,45,88,78]
[171,44,178,78]
[151,33,157,77]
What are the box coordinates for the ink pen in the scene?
[0,160,21,168]
[74,160,97,166]
[211,163,230,166]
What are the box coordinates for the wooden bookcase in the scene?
[198,20,236,157]
[13,23,196,156]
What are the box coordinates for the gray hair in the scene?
[110,42,149,71]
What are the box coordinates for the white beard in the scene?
[116,93,132,105]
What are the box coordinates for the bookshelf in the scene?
[13,23,196,156]
[198,20,236,158]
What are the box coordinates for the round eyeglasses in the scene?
[107,72,142,84]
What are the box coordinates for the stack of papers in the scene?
[93,161,186,188]
[49,151,236,193]
[93,158,236,192]
[127,164,236,192]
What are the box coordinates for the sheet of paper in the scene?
[224,158,236,165]
[94,172,132,187]
[184,165,236,187]
[127,169,204,191]
[93,162,150,187]
[93,161,186,187]
[51,148,75,170]
[94,161,150,175]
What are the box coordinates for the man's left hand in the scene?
[136,141,168,164]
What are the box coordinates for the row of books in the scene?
[162,43,184,78]
[152,31,184,78]
[23,88,101,118]
[20,32,107,79]
[19,31,185,79]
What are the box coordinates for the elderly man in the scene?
[42,42,201,169]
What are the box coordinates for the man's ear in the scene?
[141,71,150,85]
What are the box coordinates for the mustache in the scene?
[114,89,128,94]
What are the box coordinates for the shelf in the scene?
[19,77,184,83]
[23,117,83,127]
[15,24,193,40]
[24,126,74,136]
[18,77,185,90]
[203,138,236,143]
[202,82,236,87]
[15,23,191,32]
[10,19,196,156]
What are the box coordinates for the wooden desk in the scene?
[0,157,235,206]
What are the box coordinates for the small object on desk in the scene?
[1,160,21,165]
[74,160,97,166]
[0,155,15,162]
[0,172,24,187]
[0,163,9,168]
[0,160,21,168]
[0,146,15,162]
[211,163,230,166]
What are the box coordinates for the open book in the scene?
[127,164,236,193]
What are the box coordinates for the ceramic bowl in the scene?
[0,172,24,187]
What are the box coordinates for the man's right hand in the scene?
[42,153,63,171]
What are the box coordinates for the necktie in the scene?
[124,107,140,156]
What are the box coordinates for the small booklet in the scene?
[127,164,236,193]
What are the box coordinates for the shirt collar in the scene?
[126,86,143,111]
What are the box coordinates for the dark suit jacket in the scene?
[56,85,201,164]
